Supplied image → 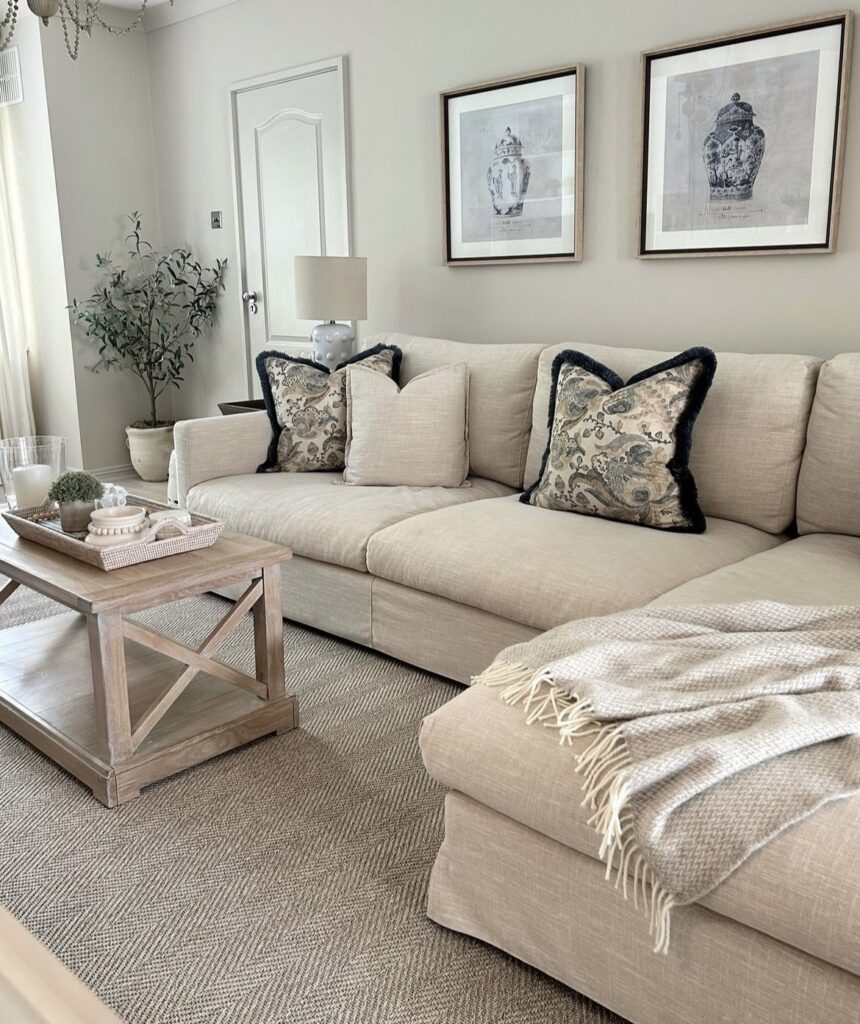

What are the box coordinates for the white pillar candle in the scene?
[12,464,53,509]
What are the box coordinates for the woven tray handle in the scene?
[139,518,191,545]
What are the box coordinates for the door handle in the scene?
[242,290,259,315]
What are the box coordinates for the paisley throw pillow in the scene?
[522,348,717,532]
[256,344,402,473]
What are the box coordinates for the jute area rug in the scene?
[0,584,625,1024]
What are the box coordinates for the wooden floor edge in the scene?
[0,906,124,1023]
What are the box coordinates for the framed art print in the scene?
[443,65,584,265]
[639,13,852,258]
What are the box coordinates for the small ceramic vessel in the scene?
[90,506,146,530]
[85,505,148,548]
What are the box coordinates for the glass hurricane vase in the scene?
[0,436,67,510]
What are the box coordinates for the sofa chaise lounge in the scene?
[175,335,859,1024]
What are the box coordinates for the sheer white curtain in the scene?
[0,134,36,439]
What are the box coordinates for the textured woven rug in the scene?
[0,583,625,1024]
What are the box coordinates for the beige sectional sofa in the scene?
[175,334,828,679]
[175,336,859,1024]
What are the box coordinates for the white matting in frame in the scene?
[640,15,851,257]
[444,66,583,264]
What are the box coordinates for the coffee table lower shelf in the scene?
[0,613,297,806]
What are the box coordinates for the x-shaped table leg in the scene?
[124,577,269,750]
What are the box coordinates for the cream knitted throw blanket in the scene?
[476,601,860,954]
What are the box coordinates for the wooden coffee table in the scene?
[0,520,297,806]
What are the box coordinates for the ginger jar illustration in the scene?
[487,126,531,217]
[703,93,766,202]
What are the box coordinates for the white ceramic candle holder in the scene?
[85,506,148,548]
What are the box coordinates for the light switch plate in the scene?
[210,211,223,229]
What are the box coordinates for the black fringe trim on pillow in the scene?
[336,342,403,384]
[520,347,717,534]
[254,344,403,473]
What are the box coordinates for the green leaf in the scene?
[68,212,227,404]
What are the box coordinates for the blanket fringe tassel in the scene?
[475,662,675,955]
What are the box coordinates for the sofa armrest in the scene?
[174,412,272,505]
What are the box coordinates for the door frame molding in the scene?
[228,55,352,396]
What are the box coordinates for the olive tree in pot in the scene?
[70,214,227,482]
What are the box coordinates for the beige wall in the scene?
[143,0,860,421]
[1,17,83,466]
[41,20,166,472]
[12,0,860,436]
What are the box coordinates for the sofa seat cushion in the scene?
[421,683,860,975]
[651,533,860,608]
[366,496,782,631]
[186,472,513,572]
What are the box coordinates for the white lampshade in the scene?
[294,255,367,322]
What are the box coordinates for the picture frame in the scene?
[442,65,585,265]
[638,13,853,258]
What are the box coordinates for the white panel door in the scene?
[232,58,350,395]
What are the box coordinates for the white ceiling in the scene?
[105,0,240,29]
[101,0,239,30]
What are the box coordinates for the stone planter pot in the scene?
[126,423,175,483]
[59,499,96,534]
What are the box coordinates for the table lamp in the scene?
[294,255,367,367]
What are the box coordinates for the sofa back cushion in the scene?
[525,343,821,534]
[796,353,860,536]
[366,333,541,487]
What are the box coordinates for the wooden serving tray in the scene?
[2,495,223,572]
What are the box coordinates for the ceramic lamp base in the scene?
[311,321,355,368]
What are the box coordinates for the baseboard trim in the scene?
[88,463,135,481]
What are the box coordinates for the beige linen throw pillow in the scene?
[344,364,470,486]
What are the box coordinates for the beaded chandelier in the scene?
[1,1,172,60]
